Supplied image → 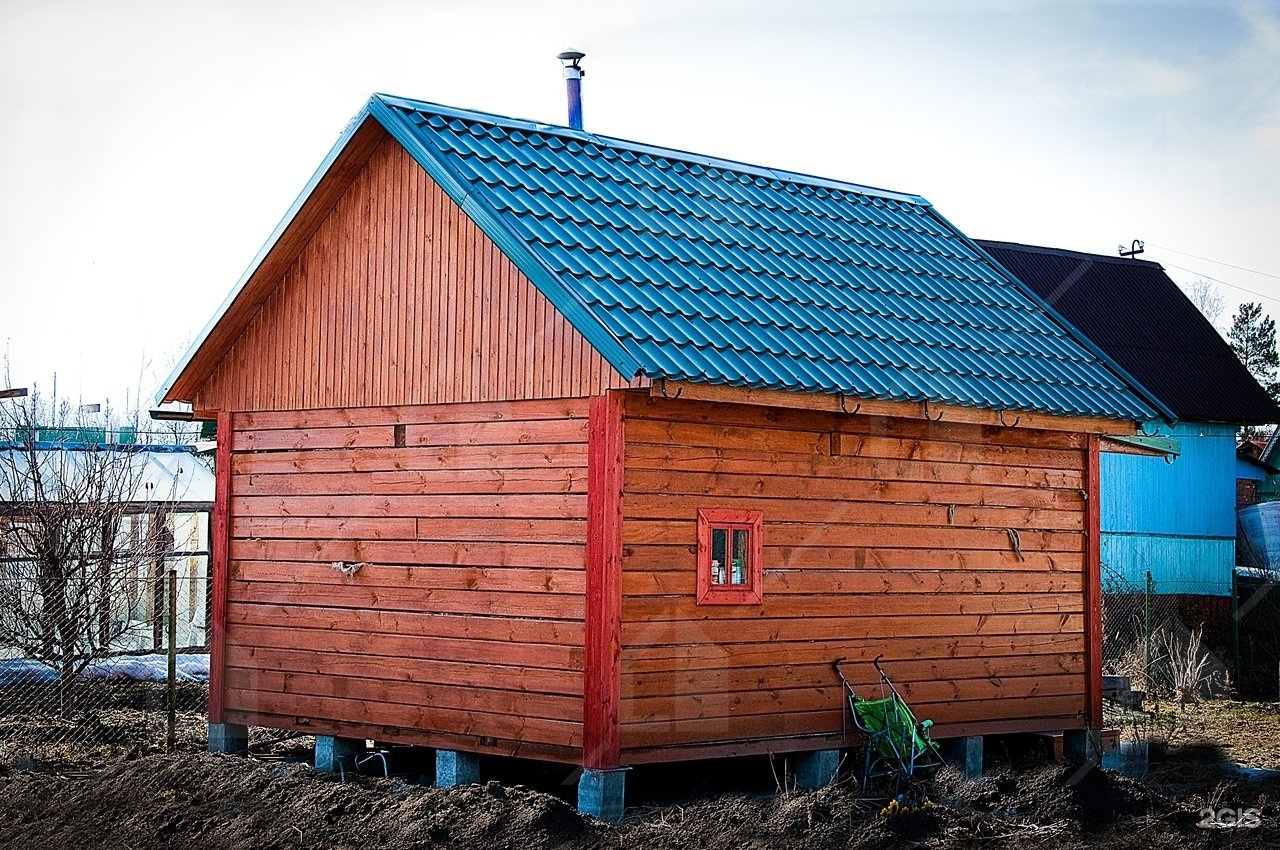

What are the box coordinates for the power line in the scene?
[1147,242,1280,281]
[1157,260,1280,306]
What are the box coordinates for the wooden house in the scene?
[159,95,1168,817]
[979,242,1280,654]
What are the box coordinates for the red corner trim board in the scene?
[208,410,232,724]
[1085,434,1103,729]
[584,392,624,769]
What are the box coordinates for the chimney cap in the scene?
[557,49,586,64]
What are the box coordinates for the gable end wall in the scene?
[194,133,638,412]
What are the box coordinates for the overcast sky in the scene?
[3,0,1279,407]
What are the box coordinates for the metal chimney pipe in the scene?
[557,49,586,130]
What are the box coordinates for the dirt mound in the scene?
[934,762,1161,831]
[623,784,872,850]
[0,753,607,850]
[1,751,1277,849]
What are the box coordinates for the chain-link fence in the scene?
[1101,561,1279,701]
[0,510,211,768]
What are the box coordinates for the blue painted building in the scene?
[979,242,1280,601]
[1099,421,1238,595]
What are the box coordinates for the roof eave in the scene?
[156,106,379,405]
[1180,412,1280,427]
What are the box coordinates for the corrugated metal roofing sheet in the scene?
[177,93,1165,421]
[979,241,1280,425]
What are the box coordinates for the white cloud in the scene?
[1128,57,1203,96]
[1239,2,1280,55]
[1254,124,1280,151]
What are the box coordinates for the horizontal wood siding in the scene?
[618,393,1089,761]
[222,398,590,760]
[193,132,638,412]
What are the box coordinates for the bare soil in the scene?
[0,701,1277,849]
[1149,699,1280,768]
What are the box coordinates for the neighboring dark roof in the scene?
[1262,427,1280,467]
[978,241,1280,425]
[162,96,1165,422]
[1238,447,1277,474]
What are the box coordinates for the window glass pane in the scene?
[710,528,727,585]
[731,528,749,584]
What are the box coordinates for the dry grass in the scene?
[1113,696,1280,770]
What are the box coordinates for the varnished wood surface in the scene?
[616,392,1092,759]
[222,400,591,752]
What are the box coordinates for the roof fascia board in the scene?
[368,95,642,379]
[373,93,926,206]
[156,107,378,404]
[960,225,1176,424]
[651,379,1141,435]
[1100,434,1182,457]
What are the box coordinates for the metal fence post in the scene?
[1232,568,1240,696]
[167,566,177,752]
[1144,569,1154,687]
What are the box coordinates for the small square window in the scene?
[696,509,763,605]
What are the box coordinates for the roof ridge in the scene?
[976,239,1165,270]
[374,93,929,207]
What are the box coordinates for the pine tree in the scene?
[1228,302,1280,399]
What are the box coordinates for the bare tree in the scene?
[1180,278,1226,325]
[0,387,181,716]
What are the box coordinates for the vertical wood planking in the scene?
[191,140,641,413]
[584,391,625,770]
[1085,433,1103,729]
[209,410,233,724]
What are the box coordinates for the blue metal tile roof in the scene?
[294,96,1176,420]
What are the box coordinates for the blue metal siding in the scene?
[1100,421,1236,596]
[1236,458,1266,482]
[1100,535,1233,596]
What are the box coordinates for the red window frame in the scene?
[696,508,764,605]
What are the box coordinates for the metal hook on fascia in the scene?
[997,409,1020,428]
[838,392,860,415]
[1138,421,1159,438]
[923,399,944,422]
[659,378,682,400]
